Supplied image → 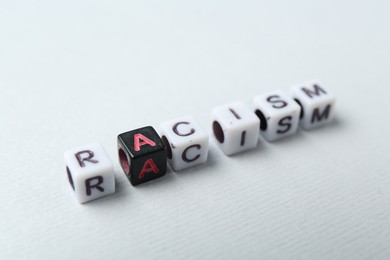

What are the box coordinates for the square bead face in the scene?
[117,126,167,186]
[290,81,336,130]
[253,90,301,142]
[160,115,209,171]
[211,101,260,156]
[64,143,115,204]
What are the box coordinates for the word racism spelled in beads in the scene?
[64,81,336,204]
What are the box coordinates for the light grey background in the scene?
[1,1,389,259]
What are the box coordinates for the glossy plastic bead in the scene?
[64,143,115,204]
[212,101,260,156]
[253,90,301,142]
[160,115,209,171]
[118,126,167,186]
[290,81,336,130]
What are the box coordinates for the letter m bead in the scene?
[290,81,336,130]
[64,143,115,204]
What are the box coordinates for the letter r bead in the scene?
[64,143,115,204]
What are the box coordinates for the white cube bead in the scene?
[253,90,301,142]
[64,143,115,204]
[212,101,260,156]
[160,115,209,171]
[290,81,336,130]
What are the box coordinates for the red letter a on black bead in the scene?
[139,159,159,179]
[134,133,156,151]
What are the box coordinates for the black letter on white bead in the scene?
[173,122,196,136]
[302,84,327,98]
[85,176,105,196]
[75,150,98,167]
[229,108,241,119]
[182,144,201,162]
[267,95,288,109]
[311,105,332,123]
[229,108,247,146]
[277,116,292,134]
[240,131,246,146]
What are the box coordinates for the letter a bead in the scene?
[290,81,336,130]
[64,143,115,204]
[117,126,167,186]
[212,101,260,156]
[160,115,209,171]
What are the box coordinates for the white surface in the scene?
[212,101,260,155]
[1,1,390,259]
[160,116,209,171]
[253,90,301,141]
[64,143,115,204]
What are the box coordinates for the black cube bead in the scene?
[117,126,167,186]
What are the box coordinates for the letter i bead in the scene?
[212,101,260,155]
